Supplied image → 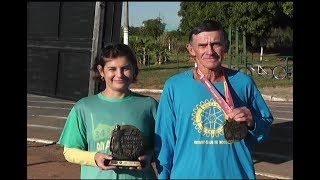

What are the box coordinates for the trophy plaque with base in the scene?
[107,124,145,167]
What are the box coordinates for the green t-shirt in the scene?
[58,92,158,179]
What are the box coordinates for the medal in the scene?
[195,67,248,143]
[223,118,248,143]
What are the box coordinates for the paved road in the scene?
[27,93,293,179]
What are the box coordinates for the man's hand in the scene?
[228,106,254,129]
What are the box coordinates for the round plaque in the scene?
[110,124,144,161]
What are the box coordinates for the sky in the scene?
[122,2,181,31]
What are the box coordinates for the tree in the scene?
[141,18,166,39]
[282,2,293,18]
[129,26,143,36]
[177,2,293,53]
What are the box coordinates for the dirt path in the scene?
[28,141,274,179]
[27,141,79,179]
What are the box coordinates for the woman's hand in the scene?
[94,152,154,170]
[136,152,153,170]
[94,152,117,170]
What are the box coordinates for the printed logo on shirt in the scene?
[92,124,113,152]
[96,139,111,151]
[192,98,227,138]
[92,124,114,141]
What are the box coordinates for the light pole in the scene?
[88,2,102,96]
[123,1,129,45]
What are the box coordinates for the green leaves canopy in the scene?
[178,2,293,40]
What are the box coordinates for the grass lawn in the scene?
[130,60,293,90]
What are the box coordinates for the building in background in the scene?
[27,2,123,100]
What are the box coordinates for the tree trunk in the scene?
[260,46,263,61]
[142,47,146,65]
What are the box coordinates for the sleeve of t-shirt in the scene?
[247,81,274,143]
[63,147,97,166]
[149,97,158,152]
[154,84,175,179]
[58,106,87,149]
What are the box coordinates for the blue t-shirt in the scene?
[155,68,273,179]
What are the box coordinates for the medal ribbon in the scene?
[196,68,234,116]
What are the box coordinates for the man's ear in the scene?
[186,43,196,56]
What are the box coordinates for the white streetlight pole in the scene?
[123,1,129,45]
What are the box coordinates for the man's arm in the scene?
[247,84,274,143]
[155,85,176,179]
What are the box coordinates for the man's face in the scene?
[187,31,227,72]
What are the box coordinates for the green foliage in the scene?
[129,26,143,36]
[125,3,293,90]
[282,2,293,18]
[130,58,292,90]
[127,1,293,61]
[266,27,293,55]
[254,76,292,88]
[141,18,166,38]
[177,2,293,52]
[132,61,194,89]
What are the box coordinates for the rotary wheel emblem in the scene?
[192,99,227,137]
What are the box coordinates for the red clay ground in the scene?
[27,141,274,179]
[27,141,79,179]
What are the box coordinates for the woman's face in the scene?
[98,56,134,93]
